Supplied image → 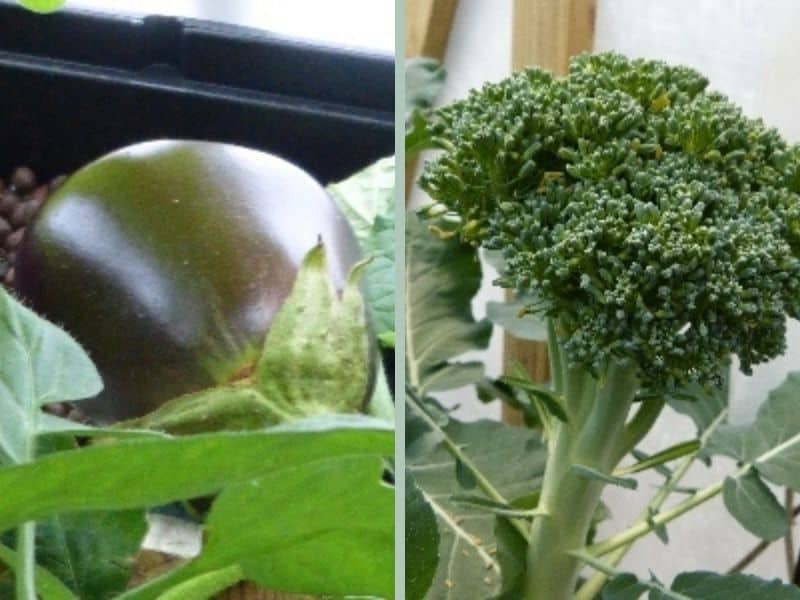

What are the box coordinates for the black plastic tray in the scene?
[0,2,394,184]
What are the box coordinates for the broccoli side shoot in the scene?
[420,52,800,389]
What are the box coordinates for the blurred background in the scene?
[408,0,800,586]
[17,0,395,54]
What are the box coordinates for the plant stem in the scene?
[575,409,728,599]
[16,522,36,600]
[523,359,639,600]
[406,391,530,539]
[16,430,37,600]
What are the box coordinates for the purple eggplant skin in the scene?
[15,139,372,423]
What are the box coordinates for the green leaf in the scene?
[0,543,77,600]
[156,565,243,600]
[0,415,392,533]
[656,571,800,599]
[137,456,393,599]
[722,470,788,541]
[602,573,649,600]
[256,244,371,418]
[450,495,543,519]
[706,372,800,490]
[406,471,439,600]
[406,213,492,394]
[614,440,700,476]
[117,386,286,434]
[424,362,487,393]
[18,0,64,13]
[0,287,102,465]
[407,414,545,599]
[486,300,547,341]
[571,464,638,490]
[499,376,568,423]
[406,57,446,117]
[328,157,395,338]
[666,362,730,435]
[35,510,147,600]
[493,516,527,599]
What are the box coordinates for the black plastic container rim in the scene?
[0,1,395,119]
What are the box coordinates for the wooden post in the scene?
[405,0,459,204]
[503,0,596,425]
[405,0,459,59]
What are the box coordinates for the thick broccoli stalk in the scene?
[420,52,800,599]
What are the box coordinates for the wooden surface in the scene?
[131,551,313,599]
[503,0,597,417]
[405,0,459,204]
[405,0,459,59]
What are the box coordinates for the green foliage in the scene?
[707,371,800,490]
[722,471,787,541]
[0,283,393,598]
[405,471,439,600]
[420,52,800,390]
[406,397,546,599]
[328,156,396,341]
[653,571,800,599]
[406,212,492,393]
[0,287,102,465]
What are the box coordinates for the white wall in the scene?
[410,0,799,584]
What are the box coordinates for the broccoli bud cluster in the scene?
[420,52,800,388]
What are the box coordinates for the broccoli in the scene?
[421,52,800,391]
[418,52,800,599]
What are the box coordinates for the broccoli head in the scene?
[420,52,800,389]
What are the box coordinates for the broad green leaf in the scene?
[0,416,392,533]
[0,287,102,465]
[602,573,649,600]
[0,543,77,600]
[135,456,393,599]
[328,157,395,338]
[256,244,371,418]
[406,213,492,394]
[707,372,800,490]
[667,362,730,435]
[35,510,147,599]
[425,362,486,393]
[18,0,64,13]
[722,471,788,541]
[571,465,637,490]
[486,300,547,341]
[602,573,689,600]
[653,571,800,599]
[117,386,286,434]
[406,57,446,117]
[406,471,438,600]
[406,404,546,599]
[493,516,527,600]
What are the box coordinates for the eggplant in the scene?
[15,140,368,422]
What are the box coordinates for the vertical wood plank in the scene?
[405,0,459,59]
[503,0,596,423]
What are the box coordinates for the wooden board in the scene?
[503,0,597,421]
[405,0,459,59]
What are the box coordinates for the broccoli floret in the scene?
[420,52,800,388]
